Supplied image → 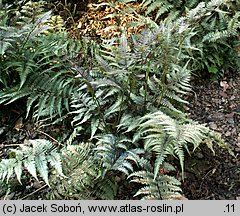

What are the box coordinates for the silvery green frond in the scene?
[0,139,64,186]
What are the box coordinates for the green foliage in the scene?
[188,0,240,77]
[63,12,230,198]
[0,2,96,123]
[0,31,78,121]
[47,143,118,199]
[141,0,240,78]
[0,8,51,86]
[0,0,236,200]
[129,163,182,200]
[95,134,145,175]
[0,139,64,186]
[130,171,182,200]
[139,111,210,177]
[141,0,183,21]
[17,0,47,24]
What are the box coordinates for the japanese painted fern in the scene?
[0,0,235,200]
[0,139,64,186]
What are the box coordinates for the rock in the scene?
[32,181,42,189]
[209,122,218,130]
[225,131,231,137]
[226,118,235,124]
[0,127,6,135]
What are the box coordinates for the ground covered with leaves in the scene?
[182,74,240,200]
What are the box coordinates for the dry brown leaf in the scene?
[220,80,229,92]
[225,112,235,118]
[14,117,23,131]
[219,91,228,98]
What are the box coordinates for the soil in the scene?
[0,75,239,200]
[182,74,240,200]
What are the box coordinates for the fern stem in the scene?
[116,92,124,128]
[36,130,64,147]
[20,184,48,200]
[84,80,111,133]
[144,61,150,110]
[116,72,131,126]
[157,46,170,107]
[56,2,89,71]
[156,179,163,200]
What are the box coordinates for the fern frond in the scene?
[0,139,64,186]
[95,134,144,176]
[117,113,141,134]
[129,170,182,200]
[140,111,210,174]
[17,0,47,24]
[142,0,177,21]
[0,30,89,121]
[47,143,118,199]
[71,90,98,126]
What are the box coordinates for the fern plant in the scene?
[0,0,236,200]
[94,134,145,175]
[0,2,97,124]
[17,0,47,24]
[47,142,118,199]
[0,139,64,186]
[141,0,183,21]
[63,6,232,199]
[0,9,53,91]
[140,0,240,77]
[128,160,182,200]
[56,2,233,199]
[0,31,77,122]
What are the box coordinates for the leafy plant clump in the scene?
[0,0,236,200]
[0,139,64,186]
[140,0,240,78]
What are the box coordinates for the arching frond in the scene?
[0,139,64,186]
[140,111,210,175]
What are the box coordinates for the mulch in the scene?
[182,74,240,199]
